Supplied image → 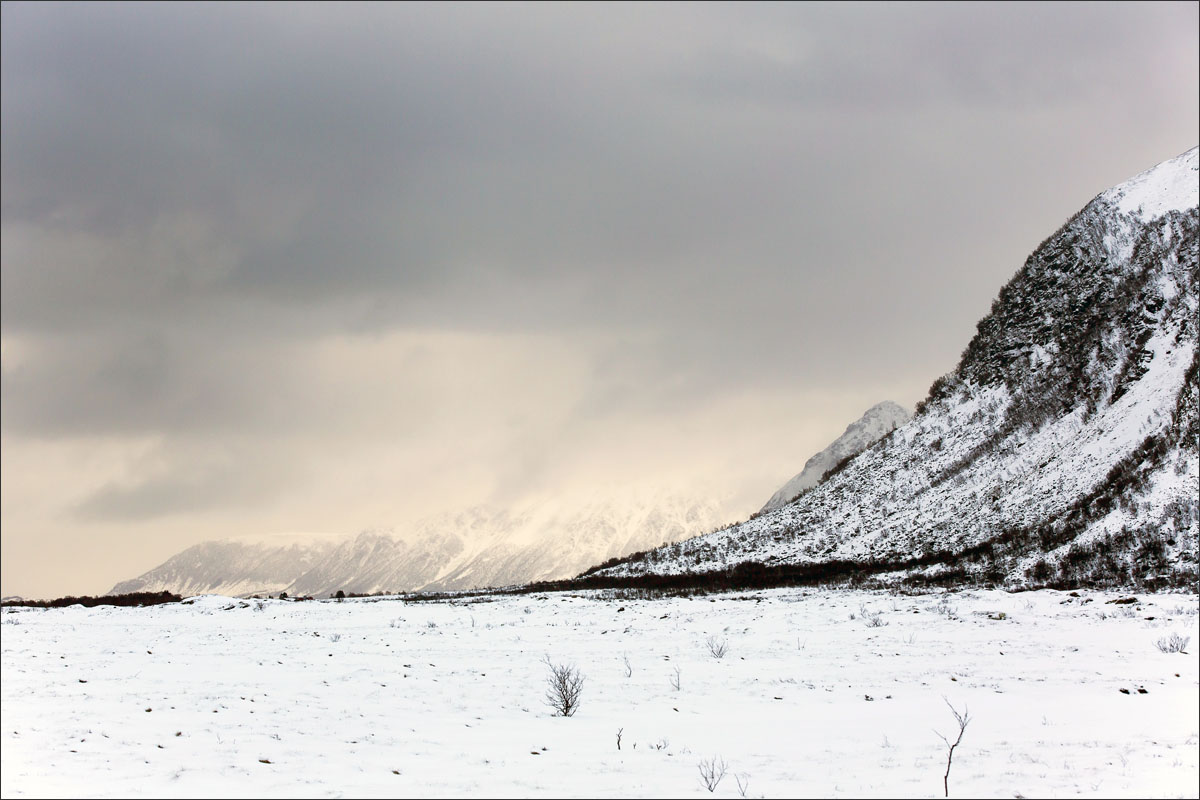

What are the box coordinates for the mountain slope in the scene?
[111,494,725,597]
[760,401,911,513]
[596,147,1199,590]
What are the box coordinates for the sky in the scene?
[2,1,1198,599]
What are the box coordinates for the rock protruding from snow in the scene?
[761,401,911,513]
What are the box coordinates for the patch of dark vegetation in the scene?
[1,590,182,609]
[510,548,1012,598]
[818,451,860,484]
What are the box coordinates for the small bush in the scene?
[542,656,584,716]
[861,605,888,627]
[1156,633,1190,653]
[934,698,971,798]
[705,635,729,659]
[698,756,728,792]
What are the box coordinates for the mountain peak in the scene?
[760,401,912,513]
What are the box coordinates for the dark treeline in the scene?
[1,591,182,609]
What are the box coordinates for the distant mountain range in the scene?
[595,146,1199,590]
[111,494,726,597]
[760,401,911,513]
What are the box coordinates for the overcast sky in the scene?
[3,1,1197,598]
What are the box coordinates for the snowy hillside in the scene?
[761,401,911,513]
[111,494,726,598]
[596,147,1200,589]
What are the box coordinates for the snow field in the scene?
[2,588,1198,798]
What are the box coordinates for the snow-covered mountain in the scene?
[596,147,1199,589]
[110,494,725,597]
[760,401,911,513]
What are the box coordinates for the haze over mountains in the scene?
[598,147,1199,589]
[110,493,726,597]
[111,399,919,598]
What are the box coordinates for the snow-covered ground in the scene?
[2,588,1197,798]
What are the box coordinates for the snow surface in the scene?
[3,588,1197,798]
[1101,146,1199,221]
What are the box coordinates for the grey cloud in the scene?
[2,3,1197,464]
[72,445,302,523]
[5,2,1195,341]
[672,2,1187,111]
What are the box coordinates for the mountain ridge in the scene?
[592,146,1198,590]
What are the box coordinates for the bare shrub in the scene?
[1156,632,1190,653]
[934,698,971,798]
[670,665,682,691]
[735,773,751,798]
[328,633,342,643]
[698,756,728,792]
[622,652,633,678]
[705,635,729,659]
[542,656,585,717]
[863,608,888,628]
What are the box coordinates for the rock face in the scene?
[110,494,726,597]
[598,147,1199,589]
[760,401,912,513]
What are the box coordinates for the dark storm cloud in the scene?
[2,2,1197,494]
